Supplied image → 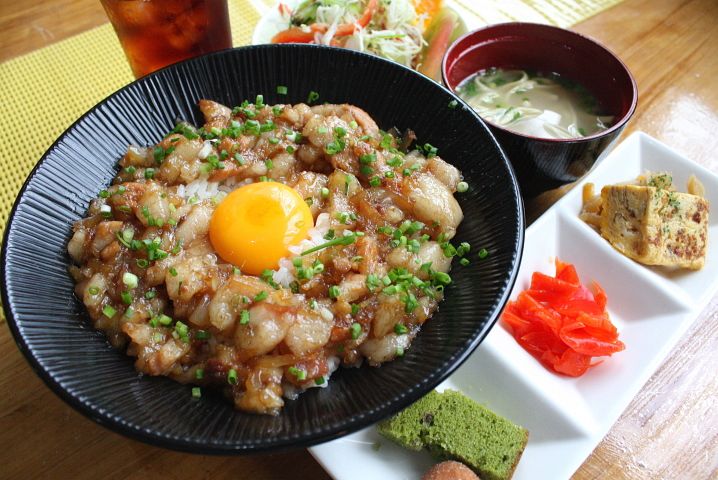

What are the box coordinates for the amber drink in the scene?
[101,0,232,78]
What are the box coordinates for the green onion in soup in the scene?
[457,68,614,139]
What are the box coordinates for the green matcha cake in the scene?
[378,390,528,480]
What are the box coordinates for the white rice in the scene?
[282,355,341,400]
[197,141,213,159]
[176,177,219,201]
[272,212,331,287]
[219,176,253,193]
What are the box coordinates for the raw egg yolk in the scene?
[209,182,313,275]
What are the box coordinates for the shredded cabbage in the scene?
[289,0,426,68]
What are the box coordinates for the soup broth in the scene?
[457,68,614,139]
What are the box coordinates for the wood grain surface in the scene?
[1,0,717,479]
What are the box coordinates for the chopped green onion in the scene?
[387,156,402,167]
[321,187,329,198]
[307,91,319,103]
[192,387,201,398]
[158,314,173,326]
[254,291,268,302]
[369,177,381,187]
[394,323,408,335]
[478,248,489,259]
[422,143,438,158]
[325,138,346,155]
[99,189,110,199]
[136,258,149,268]
[456,242,471,257]
[351,304,360,316]
[380,134,393,149]
[314,377,325,385]
[174,320,189,342]
[288,366,307,381]
[460,258,470,266]
[196,330,210,340]
[350,322,361,340]
[102,305,116,318]
[395,346,405,357]
[301,232,357,256]
[277,85,288,95]
[227,368,238,385]
[120,291,132,305]
[359,153,376,165]
[195,368,204,379]
[144,289,156,299]
[383,285,398,295]
[88,286,100,295]
[433,271,452,286]
[448,100,458,109]
[457,181,469,193]
[366,274,381,291]
[122,272,138,289]
[328,285,340,299]
[100,204,112,218]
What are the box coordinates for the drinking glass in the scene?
[101,0,232,78]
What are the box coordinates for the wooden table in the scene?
[1,0,716,478]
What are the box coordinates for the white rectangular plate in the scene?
[309,132,718,480]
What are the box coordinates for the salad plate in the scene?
[251,0,485,48]
[309,131,718,479]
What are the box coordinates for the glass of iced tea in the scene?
[101,0,232,78]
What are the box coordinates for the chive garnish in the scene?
[227,369,238,385]
[350,322,361,339]
[300,232,357,256]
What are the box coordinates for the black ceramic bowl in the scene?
[1,44,523,453]
[442,23,637,198]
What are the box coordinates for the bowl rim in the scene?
[1,43,525,454]
[441,22,638,144]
